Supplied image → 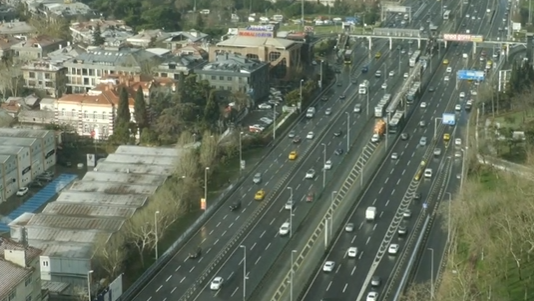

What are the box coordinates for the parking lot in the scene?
[243,87,285,134]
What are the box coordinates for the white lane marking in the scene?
[166,275,172,282]
[156,285,162,293]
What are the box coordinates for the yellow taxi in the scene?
[288,151,298,160]
[443,59,449,65]
[254,189,265,201]
[443,133,450,142]
[375,52,381,59]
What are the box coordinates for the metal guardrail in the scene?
[117,80,336,301]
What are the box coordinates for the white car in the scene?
[347,247,358,258]
[455,104,461,111]
[260,117,273,125]
[279,222,290,236]
[324,160,332,170]
[258,103,271,109]
[389,70,395,76]
[325,108,332,115]
[381,82,387,89]
[16,187,29,196]
[391,152,398,160]
[323,261,336,272]
[305,169,316,179]
[367,291,379,301]
[466,14,470,18]
[459,92,465,98]
[420,102,427,108]
[403,72,409,78]
[455,138,462,146]
[388,244,399,255]
[285,200,294,210]
[424,168,433,178]
[444,75,450,81]
[210,277,224,290]
[462,53,468,59]
[480,56,485,61]
[446,67,452,73]
[471,90,478,96]
[306,131,314,139]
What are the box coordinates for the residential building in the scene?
[64,45,160,93]
[0,146,30,187]
[70,19,133,45]
[0,35,21,59]
[0,98,21,118]
[17,98,57,126]
[0,20,35,36]
[172,43,208,60]
[0,238,42,301]
[12,35,68,61]
[126,29,191,48]
[196,53,269,101]
[21,59,68,97]
[8,145,178,296]
[154,53,204,78]
[40,1,94,19]
[0,154,17,201]
[211,29,301,80]
[163,29,209,49]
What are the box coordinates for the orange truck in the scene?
[371,119,386,142]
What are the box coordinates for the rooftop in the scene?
[200,53,266,74]
[0,238,41,299]
[0,137,38,147]
[47,44,86,64]
[82,171,166,186]
[42,202,136,219]
[68,180,158,195]
[23,213,124,232]
[0,128,52,139]
[0,154,13,165]
[28,240,92,258]
[91,162,174,176]
[42,1,93,17]
[13,226,111,245]
[0,20,34,35]
[0,145,26,156]
[164,29,208,43]
[216,36,297,49]
[104,153,177,167]
[66,46,158,68]
[115,145,178,157]
[21,59,65,71]
[55,191,148,208]
[70,19,132,35]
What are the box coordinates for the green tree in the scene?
[116,87,131,124]
[195,13,204,28]
[93,24,105,46]
[203,90,220,126]
[134,87,148,129]
[139,127,158,145]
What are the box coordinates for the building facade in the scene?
[21,59,68,97]
[0,154,17,201]
[196,53,269,101]
[12,35,67,61]
[0,129,56,172]
[0,146,30,187]
[0,138,43,179]
[69,19,133,45]
[0,238,42,301]
[64,46,159,93]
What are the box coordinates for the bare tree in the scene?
[93,232,127,278]
[177,130,196,146]
[401,282,431,301]
[199,131,218,170]
[0,62,23,97]
[123,207,157,267]
[28,16,71,41]
[175,149,200,179]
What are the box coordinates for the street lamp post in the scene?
[330,190,337,217]
[321,143,326,188]
[240,245,247,301]
[299,79,304,111]
[154,210,160,260]
[272,104,277,140]
[345,112,350,152]
[446,192,452,243]
[204,167,210,208]
[434,117,442,140]
[239,132,244,173]
[428,248,435,299]
[287,187,294,238]
[87,270,94,301]
[289,249,298,301]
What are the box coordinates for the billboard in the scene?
[385,6,409,13]
[443,34,484,42]
[238,25,276,38]
[457,70,485,81]
[442,113,456,126]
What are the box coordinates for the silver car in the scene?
[253,173,262,184]
[419,137,427,146]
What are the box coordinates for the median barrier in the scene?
[118,80,335,301]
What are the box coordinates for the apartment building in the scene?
[64,45,160,93]
[0,35,20,59]
[0,154,17,201]
[69,19,133,45]
[12,35,67,61]
[0,238,42,301]
[0,146,31,187]
[21,59,68,97]
[0,20,34,36]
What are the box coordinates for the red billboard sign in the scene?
[443,34,483,42]
[238,31,274,38]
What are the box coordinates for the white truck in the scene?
[359,80,369,94]
[366,206,377,221]
[306,107,316,118]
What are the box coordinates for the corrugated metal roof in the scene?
[93,162,174,176]
[82,171,166,186]
[55,192,147,208]
[42,202,135,218]
[104,153,177,166]
[25,227,111,244]
[29,240,92,258]
[68,181,158,195]
[26,213,124,232]
[216,36,297,49]
[115,145,178,157]
[0,260,31,299]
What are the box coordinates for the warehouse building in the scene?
[0,154,18,201]
[0,138,44,179]
[8,145,178,295]
[0,146,31,187]
[0,129,56,170]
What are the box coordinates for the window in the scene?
[83,111,88,118]
[84,124,89,133]
[92,111,97,119]
[160,72,168,77]
[28,72,35,78]
[61,109,65,116]
[71,109,76,117]
[8,290,15,301]
[102,112,107,120]
[42,260,49,267]
[219,76,224,80]
[227,76,232,81]
[211,76,216,80]
[45,82,53,88]
[25,276,32,286]
[44,73,51,79]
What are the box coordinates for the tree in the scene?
[174,149,200,179]
[134,87,149,129]
[93,233,127,278]
[92,24,105,46]
[0,62,23,97]
[123,207,157,268]
[28,16,71,41]
[199,131,219,170]
[116,87,131,124]
[401,282,431,301]
[139,127,158,145]
[203,90,220,127]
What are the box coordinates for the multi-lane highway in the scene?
[299,1,502,300]
[190,34,422,301]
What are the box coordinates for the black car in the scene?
[398,225,408,236]
[321,96,328,102]
[337,82,342,87]
[428,86,435,92]
[334,130,343,137]
[229,201,241,211]
[414,192,422,200]
[292,136,301,144]
[401,132,410,140]
[371,276,381,287]
[189,247,202,259]
[339,94,346,99]
[334,148,344,155]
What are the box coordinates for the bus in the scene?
[344,50,353,64]
[386,95,402,115]
[388,111,405,134]
[443,10,451,20]
[409,50,421,67]
[374,94,392,118]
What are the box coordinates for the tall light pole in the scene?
[299,79,304,111]
[240,245,247,301]
[239,132,244,173]
[272,104,277,140]
[154,210,160,260]
[345,112,350,152]
[330,190,337,217]
[428,248,435,299]
[287,187,294,238]
[290,249,297,301]
[321,143,326,188]
[433,117,442,140]
[446,192,452,243]
[204,167,210,209]
[87,270,94,301]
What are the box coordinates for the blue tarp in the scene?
[0,173,77,233]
